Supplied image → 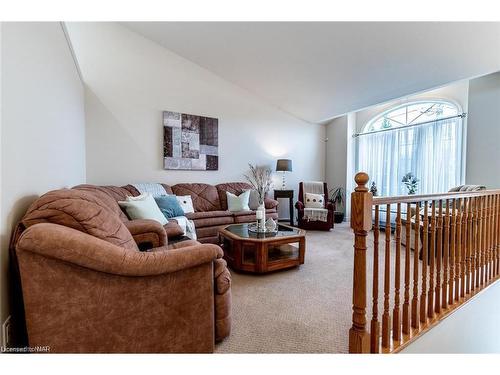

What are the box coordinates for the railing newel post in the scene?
[349,172,373,354]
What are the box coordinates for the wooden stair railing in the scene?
[349,172,500,353]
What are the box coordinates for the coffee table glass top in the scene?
[224,223,302,239]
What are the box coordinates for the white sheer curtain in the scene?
[356,117,463,197]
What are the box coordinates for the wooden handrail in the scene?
[349,172,500,353]
[373,189,500,205]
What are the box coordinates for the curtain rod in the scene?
[352,113,467,138]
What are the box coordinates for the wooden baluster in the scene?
[496,195,499,277]
[403,202,412,334]
[495,194,499,277]
[474,197,480,290]
[411,202,420,328]
[489,195,494,281]
[459,198,467,300]
[452,198,465,301]
[449,199,456,305]
[474,197,483,288]
[427,202,436,319]
[480,196,485,287]
[489,195,492,282]
[468,197,474,294]
[420,201,428,323]
[371,205,380,353]
[349,172,372,353]
[497,194,500,276]
[382,205,391,348]
[442,200,450,309]
[435,200,443,314]
[393,203,402,342]
[485,195,490,284]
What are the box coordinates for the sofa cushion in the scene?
[216,182,253,210]
[192,215,234,228]
[22,189,138,251]
[186,211,233,220]
[171,183,221,212]
[233,211,278,223]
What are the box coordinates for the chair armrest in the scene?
[124,219,167,247]
[295,201,305,210]
[326,202,335,212]
[17,223,222,277]
[264,198,279,210]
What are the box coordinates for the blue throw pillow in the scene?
[155,195,185,219]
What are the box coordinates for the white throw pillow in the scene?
[118,193,168,225]
[176,195,195,214]
[226,190,251,212]
[304,192,325,209]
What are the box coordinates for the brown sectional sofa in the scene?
[10,181,277,353]
[172,182,279,243]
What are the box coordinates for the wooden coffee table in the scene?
[218,223,306,273]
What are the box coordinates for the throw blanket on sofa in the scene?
[303,181,328,222]
[172,216,197,241]
[132,183,168,197]
[132,183,197,240]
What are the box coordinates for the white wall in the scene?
[466,72,500,188]
[66,23,325,219]
[402,281,500,353]
[0,22,86,343]
[325,115,348,194]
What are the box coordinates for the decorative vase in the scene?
[257,203,266,230]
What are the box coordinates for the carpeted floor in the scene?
[215,222,354,353]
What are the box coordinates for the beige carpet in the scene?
[215,223,354,353]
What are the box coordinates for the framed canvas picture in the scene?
[163,111,219,170]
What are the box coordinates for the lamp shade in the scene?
[276,159,292,172]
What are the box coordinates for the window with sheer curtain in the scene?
[355,100,464,197]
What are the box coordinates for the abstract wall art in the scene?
[163,111,219,170]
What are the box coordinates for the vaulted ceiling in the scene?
[123,22,500,123]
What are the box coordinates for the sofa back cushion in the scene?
[22,189,138,251]
[73,184,134,222]
[171,183,221,212]
[216,182,253,210]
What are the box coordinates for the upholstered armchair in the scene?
[295,182,335,231]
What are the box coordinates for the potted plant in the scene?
[329,186,345,223]
[402,172,419,195]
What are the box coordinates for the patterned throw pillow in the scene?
[176,195,195,214]
[304,192,325,209]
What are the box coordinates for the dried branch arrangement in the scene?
[244,163,273,204]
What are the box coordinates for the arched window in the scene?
[355,100,464,197]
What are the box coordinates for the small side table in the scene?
[273,189,294,226]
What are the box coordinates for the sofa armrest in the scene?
[124,219,167,248]
[17,223,222,277]
[264,198,279,210]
